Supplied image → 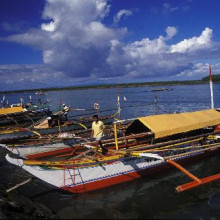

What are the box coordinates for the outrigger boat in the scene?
[0,106,24,116]
[0,102,51,127]
[0,119,133,159]
[0,108,121,143]
[1,130,148,159]
[5,109,220,194]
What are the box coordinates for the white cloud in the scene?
[170,27,213,53]
[106,27,220,79]
[165,26,178,40]
[163,3,179,13]
[1,0,220,90]
[4,0,124,78]
[41,21,57,32]
[176,63,220,79]
[113,10,132,24]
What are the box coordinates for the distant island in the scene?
[1,75,219,94]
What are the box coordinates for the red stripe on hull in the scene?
[61,148,220,194]
[62,169,142,194]
[26,148,73,159]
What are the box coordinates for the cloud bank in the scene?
[1,0,220,90]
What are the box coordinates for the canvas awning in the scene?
[128,109,220,139]
[0,106,24,115]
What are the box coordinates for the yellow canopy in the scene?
[136,109,220,139]
[0,106,24,115]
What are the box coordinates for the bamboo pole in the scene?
[138,137,204,153]
[6,178,33,193]
[127,131,220,152]
[114,123,119,150]
[152,141,220,152]
[165,144,220,160]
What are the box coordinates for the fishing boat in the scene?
[0,139,82,159]
[1,130,149,159]
[144,87,174,92]
[0,102,51,128]
[5,109,220,194]
[151,88,173,92]
[0,106,24,116]
[0,120,132,159]
[0,108,120,143]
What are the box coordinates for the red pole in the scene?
[209,64,212,80]
[176,173,220,192]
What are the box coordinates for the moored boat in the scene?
[0,109,121,143]
[0,106,24,116]
[5,136,220,194]
[5,108,220,193]
[0,102,51,127]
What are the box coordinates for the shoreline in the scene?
[0,79,212,94]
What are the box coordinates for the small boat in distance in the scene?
[35,91,47,95]
[151,88,173,92]
[145,87,174,92]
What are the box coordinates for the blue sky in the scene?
[0,0,220,91]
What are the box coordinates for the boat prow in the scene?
[1,145,27,159]
[5,154,24,167]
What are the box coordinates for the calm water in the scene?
[1,84,220,219]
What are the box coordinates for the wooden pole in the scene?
[114,122,119,150]
[6,178,33,193]
[58,119,61,134]
[129,130,220,152]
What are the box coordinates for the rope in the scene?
[76,123,88,130]
[24,113,35,126]
[6,115,19,126]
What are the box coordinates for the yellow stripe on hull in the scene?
[23,155,122,167]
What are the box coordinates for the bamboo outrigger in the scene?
[5,109,220,194]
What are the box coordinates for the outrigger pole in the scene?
[209,64,214,109]
[168,159,220,192]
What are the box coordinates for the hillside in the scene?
[201,74,220,82]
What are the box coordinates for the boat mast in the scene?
[153,91,158,114]
[209,64,214,109]
[117,85,121,120]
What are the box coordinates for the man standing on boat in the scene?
[91,115,107,155]
[62,104,70,121]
